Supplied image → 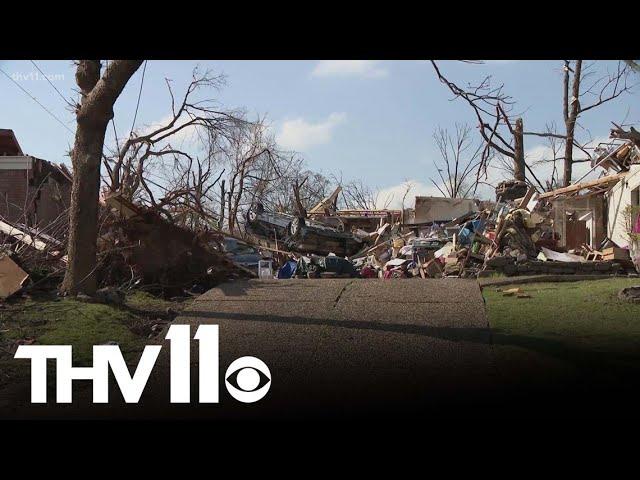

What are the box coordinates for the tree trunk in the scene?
[563,60,582,187]
[219,179,226,230]
[227,191,234,233]
[61,60,143,295]
[62,123,108,294]
[513,118,525,181]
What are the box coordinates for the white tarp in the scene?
[537,246,586,263]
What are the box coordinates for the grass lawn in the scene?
[0,292,192,390]
[482,277,640,387]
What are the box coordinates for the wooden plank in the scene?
[537,172,627,199]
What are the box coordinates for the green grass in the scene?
[0,297,151,392]
[0,290,192,399]
[0,297,144,366]
[125,291,184,312]
[483,278,640,382]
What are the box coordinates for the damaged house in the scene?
[0,129,71,226]
[537,138,640,254]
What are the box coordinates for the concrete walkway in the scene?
[142,278,497,419]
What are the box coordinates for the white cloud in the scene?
[311,60,388,78]
[276,112,346,151]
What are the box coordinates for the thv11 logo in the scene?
[14,325,271,404]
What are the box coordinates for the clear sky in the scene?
[0,60,637,205]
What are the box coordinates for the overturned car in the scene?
[246,203,365,257]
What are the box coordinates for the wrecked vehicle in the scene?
[295,254,358,279]
[246,203,365,257]
[223,237,262,275]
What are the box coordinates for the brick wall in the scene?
[0,163,71,226]
[0,169,30,222]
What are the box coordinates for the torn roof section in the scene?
[538,139,640,200]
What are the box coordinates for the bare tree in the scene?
[431,61,532,186]
[400,180,414,211]
[561,60,633,186]
[221,118,276,234]
[102,69,241,204]
[61,60,143,295]
[340,179,381,210]
[431,60,635,191]
[430,123,484,198]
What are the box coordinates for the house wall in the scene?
[413,197,477,224]
[0,158,30,222]
[607,164,640,247]
[0,156,71,226]
[552,195,606,249]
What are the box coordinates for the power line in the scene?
[0,66,74,135]
[105,60,121,153]
[129,60,148,138]
[30,60,73,109]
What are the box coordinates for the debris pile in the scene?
[241,159,640,281]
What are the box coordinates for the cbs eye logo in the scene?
[225,356,272,403]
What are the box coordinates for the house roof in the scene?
[0,129,23,156]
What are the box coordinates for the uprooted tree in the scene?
[99,67,332,238]
[101,69,243,230]
[61,60,143,296]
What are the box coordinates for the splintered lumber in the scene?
[104,192,146,219]
[308,186,342,215]
[517,186,537,209]
[537,172,627,199]
[0,220,49,251]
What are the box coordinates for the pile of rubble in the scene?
[242,137,640,280]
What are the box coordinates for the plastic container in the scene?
[258,260,274,279]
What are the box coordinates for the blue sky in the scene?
[0,60,637,205]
